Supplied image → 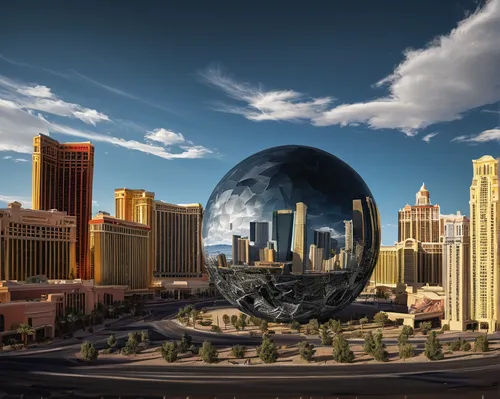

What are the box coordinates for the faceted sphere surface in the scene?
[203,145,380,323]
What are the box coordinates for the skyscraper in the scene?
[272,210,294,262]
[232,235,241,265]
[32,134,94,279]
[442,211,470,331]
[344,220,353,252]
[250,221,270,247]
[308,244,324,271]
[314,230,331,260]
[469,155,500,332]
[292,202,307,273]
[114,188,155,286]
[154,202,204,278]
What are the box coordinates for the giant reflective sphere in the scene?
[203,145,380,323]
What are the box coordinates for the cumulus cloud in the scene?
[202,0,500,135]
[422,132,439,143]
[452,128,500,143]
[0,194,32,208]
[315,226,345,239]
[0,76,213,160]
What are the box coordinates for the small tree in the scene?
[461,341,471,351]
[448,338,463,352]
[319,324,333,345]
[80,341,98,361]
[250,316,262,327]
[328,319,342,334]
[122,332,139,355]
[160,341,178,363]
[307,319,320,334]
[398,332,409,346]
[106,334,117,349]
[259,335,278,363]
[372,331,389,362]
[424,331,444,360]
[231,344,246,359]
[222,314,230,330]
[210,325,221,333]
[401,325,414,337]
[199,341,218,363]
[260,320,269,333]
[237,314,247,330]
[290,320,301,333]
[299,341,316,362]
[359,317,369,330]
[474,335,489,352]
[373,312,389,329]
[16,324,35,348]
[178,332,192,353]
[399,343,415,360]
[420,321,432,335]
[332,333,354,363]
[363,331,376,355]
[140,330,149,346]
[230,315,238,328]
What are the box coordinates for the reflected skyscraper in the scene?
[352,199,364,244]
[272,210,294,262]
[250,221,270,248]
[292,202,307,273]
[314,230,332,260]
[232,235,241,265]
[344,220,353,252]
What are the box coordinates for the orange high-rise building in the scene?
[32,134,94,279]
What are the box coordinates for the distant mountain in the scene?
[204,244,232,258]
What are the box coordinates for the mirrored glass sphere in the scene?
[203,145,380,323]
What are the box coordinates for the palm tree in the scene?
[17,324,35,348]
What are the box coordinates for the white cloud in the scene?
[315,226,345,239]
[3,155,28,162]
[482,109,500,115]
[422,132,439,143]
[0,194,32,208]
[203,0,500,135]
[452,128,500,143]
[145,128,187,146]
[200,67,334,122]
[0,76,213,160]
[0,75,110,125]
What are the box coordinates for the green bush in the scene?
[474,335,489,352]
[178,333,192,353]
[160,341,178,363]
[299,341,316,361]
[102,347,113,355]
[231,344,246,359]
[372,332,389,362]
[399,343,415,360]
[424,331,444,360]
[199,341,218,363]
[199,320,213,327]
[106,334,117,348]
[80,341,98,361]
[258,336,278,363]
[332,334,354,363]
[319,324,332,345]
[441,324,450,332]
[448,338,463,352]
[401,325,414,337]
[210,325,221,333]
[290,320,301,332]
[363,331,376,355]
[462,341,471,352]
[328,319,342,333]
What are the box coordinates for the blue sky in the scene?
[0,0,499,245]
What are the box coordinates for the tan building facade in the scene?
[371,245,399,285]
[32,134,94,279]
[442,211,470,331]
[469,155,500,332]
[292,202,307,273]
[0,202,76,281]
[154,202,204,278]
[114,188,155,286]
[89,212,150,290]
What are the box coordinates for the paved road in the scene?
[0,353,498,398]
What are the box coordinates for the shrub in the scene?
[398,332,409,346]
[307,319,320,334]
[401,325,414,337]
[374,312,389,328]
[260,320,269,333]
[290,320,301,332]
[372,332,389,362]
[249,316,262,327]
[420,321,432,335]
[178,333,192,353]
[394,318,404,326]
[448,338,463,352]
[332,334,354,363]
[351,330,364,338]
[363,331,376,355]
[210,325,221,333]
[259,336,278,363]
[102,348,113,355]
[199,320,213,327]
[328,319,342,334]
[230,315,238,327]
[441,324,450,332]
[160,341,178,363]
[140,330,149,345]
[399,343,415,360]
[199,341,218,363]
[231,344,246,359]
[222,314,230,329]
[106,334,117,348]
[424,331,444,360]
[121,333,139,355]
[474,335,489,352]
[299,341,316,361]
[359,317,369,329]
[319,324,332,345]
[461,341,471,352]
[80,341,98,361]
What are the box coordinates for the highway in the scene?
[0,300,499,398]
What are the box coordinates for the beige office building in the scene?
[308,244,324,271]
[398,184,441,243]
[292,202,307,273]
[154,202,204,278]
[114,188,155,285]
[469,155,500,332]
[0,202,76,281]
[442,211,470,331]
[89,212,150,290]
[371,245,399,285]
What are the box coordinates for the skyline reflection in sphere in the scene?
[203,145,380,323]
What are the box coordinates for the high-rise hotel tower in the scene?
[32,134,94,279]
[470,156,500,332]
